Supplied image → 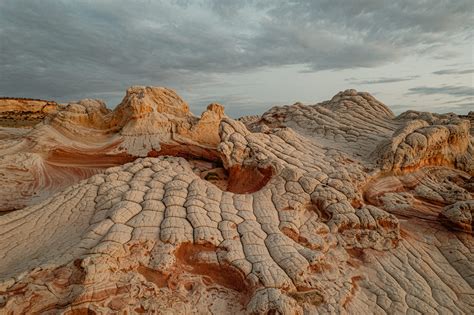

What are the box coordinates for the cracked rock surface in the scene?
[0,87,225,211]
[0,87,472,314]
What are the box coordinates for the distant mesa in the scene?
[0,97,60,127]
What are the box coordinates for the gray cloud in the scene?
[441,97,474,104]
[401,87,474,114]
[251,0,473,70]
[347,76,419,85]
[433,69,474,75]
[0,0,472,108]
[407,86,474,97]
[389,103,474,115]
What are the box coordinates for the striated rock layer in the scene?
[0,87,472,314]
[0,87,225,211]
[0,97,60,128]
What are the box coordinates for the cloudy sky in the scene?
[0,0,473,116]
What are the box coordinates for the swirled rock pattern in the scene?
[0,87,225,211]
[0,88,472,314]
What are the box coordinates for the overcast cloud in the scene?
[346,76,420,85]
[433,69,474,75]
[408,86,474,97]
[0,0,473,115]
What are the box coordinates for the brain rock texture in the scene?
[0,87,472,314]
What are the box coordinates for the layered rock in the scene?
[0,97,59,127]
[0,88,472,314]
[0,86,225,211]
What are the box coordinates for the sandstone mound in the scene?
[0,88,472,314]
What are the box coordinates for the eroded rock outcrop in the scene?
[0,88,472,314]
[0,86,226,211]
[0,97,60,127]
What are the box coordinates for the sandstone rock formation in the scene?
[0,87,472,314]
[0,87,225,211]
[0,97,59,127]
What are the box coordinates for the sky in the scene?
[0,0,473,117]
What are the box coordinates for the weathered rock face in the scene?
[0,97,60,127]
[0,88,472,314]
